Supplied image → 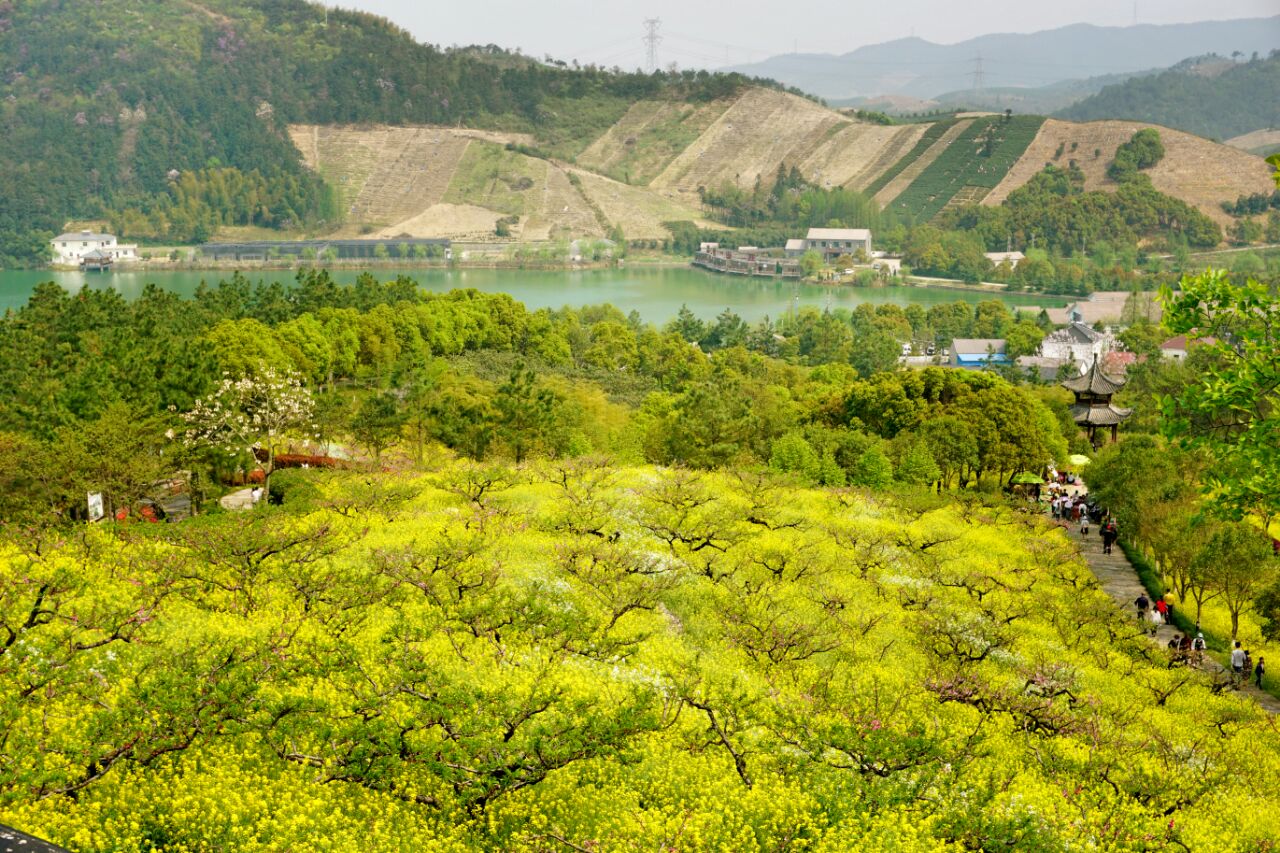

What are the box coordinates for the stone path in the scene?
[218,487,258,511]
[1053,508,1280,715]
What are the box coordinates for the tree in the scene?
[494,363,559,463]
[800,250,824,278]
[181,368,314,500]
[1117,321,1165,361]
[769,432,822,484]
[350,391,406,463]
[1194,523,1277,638]
[1161,270,1280,520]
[895,442,941,487]
[850,445,893,488]
[918,415,978,488]
[1004,322,1045,360]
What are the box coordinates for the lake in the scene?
[0,266,1068,323]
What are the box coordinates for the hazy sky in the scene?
[332,0,1279,67]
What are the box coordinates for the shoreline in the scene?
[42,256,696,276]
[36,259,1077,301]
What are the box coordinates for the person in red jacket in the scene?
[1154,597,1170,625]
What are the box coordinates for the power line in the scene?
[969,53,985,91]
[643,18,662,72]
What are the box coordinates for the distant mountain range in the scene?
[725,17,1280,101]
[1058,53,1280,141]
[835,70,1158,118]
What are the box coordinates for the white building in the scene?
[1039,322,1114,372]
[1160,334,1215,361]
[803,228,872,260]
[984,251,1025,269]
[872,257,902,276]
[51,231,137,266]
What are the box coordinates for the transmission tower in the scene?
[969,53,986,92]
[643,18,662,72]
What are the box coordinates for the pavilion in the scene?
[1062,360,1132,446]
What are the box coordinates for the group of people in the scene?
[1135,593,1174,635]
[1049,492,1091,534]
[1232,641,1266,688]
[1137,593,1267,688]
[1164,631,1208,666]
[1049,491,1118,551]
[1045,477,1270,693]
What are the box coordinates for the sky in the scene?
[330,0,1279,68]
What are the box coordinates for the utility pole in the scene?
[970,53,986,92]
[643,18,662,72]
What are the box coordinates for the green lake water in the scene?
[0,266,1068,323]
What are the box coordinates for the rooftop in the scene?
[1044,322,1105,345]
[1161,334,1217,350]
[1070,403,1133,426]
[53,230,114,242]
[1061,359,1127,395]
[806,227,871,241]
[951,338,1007,355]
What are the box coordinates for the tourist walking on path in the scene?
[1258,656,1267,689]
[1191,632,1206,666]
[1135,593,1150,621]
[1154,596,1170,625]
[1100,519,1118,555]
[1232,642,1247,684]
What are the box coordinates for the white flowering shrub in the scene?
[181,369,315,493]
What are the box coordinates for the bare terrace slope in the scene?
[288,124,706,240]
[985,118,1275,226]
[575,98,735,186]
[648,88,851,197]
[289,90,1274,242]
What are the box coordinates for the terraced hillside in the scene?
[872,120,974,206]
[288,88,1273,243]
[888,116,1046,220]
[288,124,707,241]
[575,99,735,186]
[289,125,533,238]
[984,119,1277,226]
[1225,129,1280,157]
[648,88,849,198]
[798,123,928,191]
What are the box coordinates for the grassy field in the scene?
[442,141,546,218]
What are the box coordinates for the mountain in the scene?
[0,0,767,266]
[724,18,1280,101]
[0,0,1273,266]
[296,86,1271,244]
[833,70,1163,118]
[1056,53,1280,140]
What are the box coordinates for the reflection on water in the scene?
[0,266,1068,323]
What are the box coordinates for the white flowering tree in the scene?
[181,369,315,502]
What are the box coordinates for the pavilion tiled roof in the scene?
[1061,359,1127,395]
[1070,404,1133,426]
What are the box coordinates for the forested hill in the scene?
[1056,53,1280,141]
[0,0,767,266]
